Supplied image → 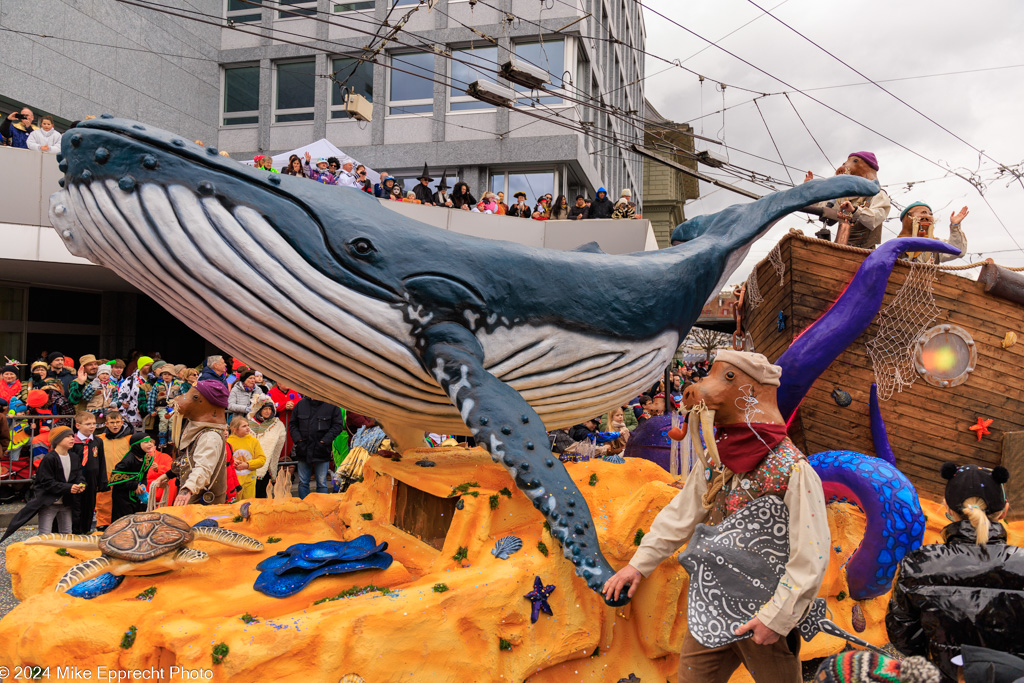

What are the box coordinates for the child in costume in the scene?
[109,432,156,522]
[227,416,265,500]
[147,364,181,448]
[603,351,830,683]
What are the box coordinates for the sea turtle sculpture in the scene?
[24,512,264,591]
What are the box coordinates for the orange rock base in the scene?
[2,447,1022,682]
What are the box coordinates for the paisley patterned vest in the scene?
[709,437,805,525]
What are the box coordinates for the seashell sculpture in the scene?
[491,536,523,560]
[602,454,626,464]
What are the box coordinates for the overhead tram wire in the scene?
[113,0,802,196]
[782,93,832,169]
[753,97,794,185]
[630,0,1024,254]
[746,1,1024,183]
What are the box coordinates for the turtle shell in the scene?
[98,512,195,562]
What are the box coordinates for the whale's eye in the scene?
[349,238,376,258]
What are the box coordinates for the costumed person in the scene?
[303,153,338,185]
[226,416,265,500]
[433,173,453,207]
[81,364,118,425]
[151,379,230,506]
[612,189,637,219]
[603,350,830,683]
[886,463,1023,682]
[248,396,285,498]
[0,426,86,540]
[145,437,178,508]
[69,411,108,534]
[813,651,940,683]
[805,152,890,248]
[412,164,435,205]
[109,432,156,522]
[94,409,133,528]
[117,354,153,430]
[147,363,180,448]
[897,202,968,264]
[507,191,531,218]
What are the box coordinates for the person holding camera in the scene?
[1,108,38,149]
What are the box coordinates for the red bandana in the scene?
[714,423,789,473]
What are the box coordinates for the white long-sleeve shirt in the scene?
[629,456,830,636]
[27,128,62,153]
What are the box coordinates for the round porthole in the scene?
[914,324,977,388]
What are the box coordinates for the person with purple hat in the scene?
[152,379,230,506]
[805,151,891,249]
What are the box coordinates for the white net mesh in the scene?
[768,242,786,286]
[745,268,764,310]
[866,261,940,400]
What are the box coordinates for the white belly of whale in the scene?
[52,181,677,432]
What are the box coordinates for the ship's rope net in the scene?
[865,261,941,400]
[768,242,787,282]
[745,268,764,309]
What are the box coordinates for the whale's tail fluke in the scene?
[670,175,882,294]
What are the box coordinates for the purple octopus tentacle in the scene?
[776,236,960,422]
[870,383,897,465]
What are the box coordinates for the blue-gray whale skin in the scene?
[48,116,879,604]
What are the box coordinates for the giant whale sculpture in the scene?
[48,116,879,604]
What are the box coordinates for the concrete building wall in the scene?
[216,0,645,202]
[0,0,222,143]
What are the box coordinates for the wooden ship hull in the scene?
[744,232,1024,510]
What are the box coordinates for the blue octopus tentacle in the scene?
[808,450,926,599]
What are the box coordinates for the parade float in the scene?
[739,231,1024,510]
[4,116,1023,681]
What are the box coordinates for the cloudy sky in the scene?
[640,0,1024,281]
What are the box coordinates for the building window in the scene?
[490,169,557,202]
[275,60,316,122]
[278,0,316,18]
[222,65,260,126]
[331,57,374,118]
[226,0,262,23]
[514,40,564,106]
[391,171,458,197]
[389,52,436,115]
[450,47,498,111]
[333,0,374,11]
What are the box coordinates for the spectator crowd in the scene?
[3,107,641,222]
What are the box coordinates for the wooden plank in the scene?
[1004,432,1024,521]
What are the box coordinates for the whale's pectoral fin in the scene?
[420,322,629,606]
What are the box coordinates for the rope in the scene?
[750,230,1024,272]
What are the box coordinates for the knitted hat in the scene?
[849,151,879,171]
[136,355,154,370]
[97,364,113,377]
[941,462,1008,514]
[64,356,74,369]
[814,651,938,683]
[27,389,50,408]
[1,364,17,375]
[899,201,932,222]
[151,360,168,373]
[713,350,782,387]
[621,188,632,197]
[195,379,229,409]
[47,351,64,364]
[238,370,255,384]
[79,354,97,366]
[49,425,74,448]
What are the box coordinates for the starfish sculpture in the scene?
[969,417,993,441]
[524,575,555,623]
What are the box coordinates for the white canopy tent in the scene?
[247,138,380,185]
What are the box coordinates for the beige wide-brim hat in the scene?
[79,354,98,366]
